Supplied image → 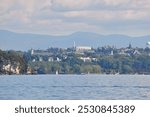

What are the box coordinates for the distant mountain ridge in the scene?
[0,30,150,51]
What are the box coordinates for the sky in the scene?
[0,0,150,36]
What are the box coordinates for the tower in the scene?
[31,49,34,55]
[128,43,132,49]
[73,41,76,49]
[73,41,76,52]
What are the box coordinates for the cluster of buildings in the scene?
[30,45,96,62]
[28,42,150,63]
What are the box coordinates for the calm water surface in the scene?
[0,75,150,100]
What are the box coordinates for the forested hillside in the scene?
[0,50,27,74]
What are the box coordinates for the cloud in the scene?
[0,0,52,26]
[51,0,150,11]
[64,10,149,21]
[51,0,93,10]
[0,0,150,36]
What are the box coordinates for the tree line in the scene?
[26,53,150,74]
[1,48,150,74]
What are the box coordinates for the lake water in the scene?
[0,75,150,100]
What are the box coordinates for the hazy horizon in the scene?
[0,29,150,51]
[1,29,150,37]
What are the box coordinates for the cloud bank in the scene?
[0,0,150,36]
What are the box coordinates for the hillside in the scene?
[0,50,27,74]
[0,30,150,51]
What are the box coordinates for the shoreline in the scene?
[0,73,150,76]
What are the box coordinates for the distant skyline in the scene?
[0,0,150,36]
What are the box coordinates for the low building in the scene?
[32,59,36,62]
[48,57,54,62]
[76,46,92,53]
[56,57,61,62]
[132,50,141,56]
[146,42,150,48]
[92,58,98,61]
[39,57,43,62]
[80,57,91,62]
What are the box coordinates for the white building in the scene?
[132,50,141,55]
[48,57,54,62]
[92,58,98,61]
[110,50,114,55]
[39,57,43,62]
[32,59,36,62]
[80,57,91,62]
[31,49,34,55]
[146,42,150,48]
[76,46,92,52]
[56,57,61,62]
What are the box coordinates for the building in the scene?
[39,57,43,62]
[80,57,91,62]
[30,49,52,56]
[31,49,34,55]
[132,50,141,55]
[110,50,114,55]
[32,59,36,62]
[76,46,92,53]
[146,42,150,48]
[48,57,54,62]
[56,57,61,62]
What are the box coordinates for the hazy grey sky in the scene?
[0,0,150,36]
